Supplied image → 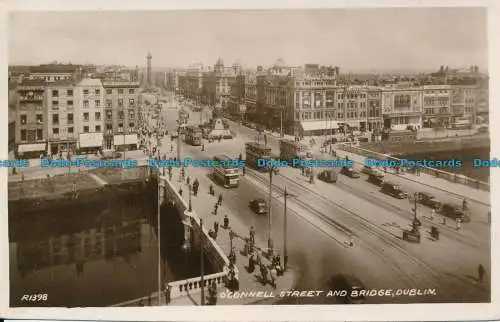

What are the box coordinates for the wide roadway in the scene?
[156,105,489,303]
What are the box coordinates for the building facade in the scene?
[381,86,423,131]
[422,85,452,128]
[15,80,48,157]
[76,79,105,150]
[102,81,140,150]
[46,81,78,155]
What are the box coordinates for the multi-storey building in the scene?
[335,86,368,132]
[381,85,423,130]
[76,79,104,151]
[203,59,240,106]
[475,87,489,124]
[422,85,451,128]
[366,87,383,132]
[450,85,477,124]
[102,81,140,150]
[15,80,48,157]
[178,63,204,102]
[164,69,180,92]
[227,72,247,119]
[46,81,78,155]
[244,72,258,119]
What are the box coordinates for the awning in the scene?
[79,132,103,148]
[300,121,339,132]
[114,134,138,145]
[18,143,46,153]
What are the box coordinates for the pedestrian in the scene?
[456,218,461,230]
[179,187,183,196]
[430,209,435,220]
[462,199,467,211]
[223,214,229,229]
[213,203,218,216]
[218,193,223,206]
[201,143,205,151]
[186,176,190,186]
[214,221,219,234]
[249,226,255,244]
[242,167,246,176]
[442,217,446,225]
[248,253,255,272]
[478,264,486,283]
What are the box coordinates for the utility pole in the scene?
[267,168,274,257]
[157,179,161,305]
[283,186,288,270]
[280,107,283,138]
[200,218,205,305]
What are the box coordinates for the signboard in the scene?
[79,132,103,148]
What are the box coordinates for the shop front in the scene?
[17,143,47,159]
[49,140,77,156]
[78,133,103,154]
[298,120,339,137]
[113,134,139,151]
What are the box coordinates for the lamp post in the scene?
[200,218,205,306]
[267,168,274,257]
[283,186,296,271]
[188,185,192,212]
[157,180,162,305]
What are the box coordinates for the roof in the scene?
[77,78,102,87]
[19,79,48,87]
[30,64,80,73]
[48,79,76,87]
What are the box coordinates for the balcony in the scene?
[20,96,44,102]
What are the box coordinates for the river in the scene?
[8,186,213,307]
[399,147,490,182]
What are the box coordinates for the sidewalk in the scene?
[333,147,490,206]
[166,166,297,305]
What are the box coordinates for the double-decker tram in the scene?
[245,142,272,172]
[212,154,241,188]
[184,125,202,146]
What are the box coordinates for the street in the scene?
[152,96,490,303]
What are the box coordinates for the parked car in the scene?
[318,169,338,183]
[340,166,360,178]
[171,132,179,139]
[439,203,471,222]
[367,174,384,186]
[380,182,407,199]
[417,192,442,209]
[361,165,384,177]
[249,198,268,215]
[328,274,366,304]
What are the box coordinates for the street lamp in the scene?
[283,186,297,271]
[188,185,192,212]
[267,167,274,257]
[157,180,162,305]
[200,218,205,306]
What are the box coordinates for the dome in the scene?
[274,58,286,68]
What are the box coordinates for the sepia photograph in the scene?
[2,2,499,321]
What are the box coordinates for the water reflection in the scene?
[9,193,159,307]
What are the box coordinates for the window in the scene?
[95,100,100,107]
[129,111,135,119]
[67,89,73,96]
[129,122,135,128]
[36,129,43,140]
[83,112,89,121]
[36,114,43,124]
[67,100,74,107]
[106,111,112,119]
[52,101,59,109]
[95,89,100,95]
[106,89,112,94]
[95,125,101,132]
[106,99,112,107]
[52,114,59,125]
[20,115,27,125]
[106,123,112,130]
[20,129,27,141]
[83,126,89,133]
[52,90,58,97]
[68,127,74,133]
[83,89,89,95]
[118,111,124,119]
[129,98,135,105]
[67,113,74,124]
[118,89,124,94]
[95,112,101,120]
[118,99,123,107]
[83,100,89,108]
[52,128,59,135]
[129,89,135,94]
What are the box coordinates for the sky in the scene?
[8,8,488,72]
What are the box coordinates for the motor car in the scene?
[380,182,407,199]
[340,166,360,178]
[249,198,268,215]
[318,169,338,183]
[328,274,366,304]
[439,203,471,222]
[361,165,384,177]
[417,192,442,209]
[170,132,179,139]
[367,174,384,186]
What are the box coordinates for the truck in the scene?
[279,139,312,166]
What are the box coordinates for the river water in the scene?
[399,147,490,182]
[8,187,213,307]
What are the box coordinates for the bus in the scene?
[184,125,202,146]
[213,154,241,188]
[279,139,312,166]
[245,142,272,172]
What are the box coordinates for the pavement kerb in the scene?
[333,149,490,206]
